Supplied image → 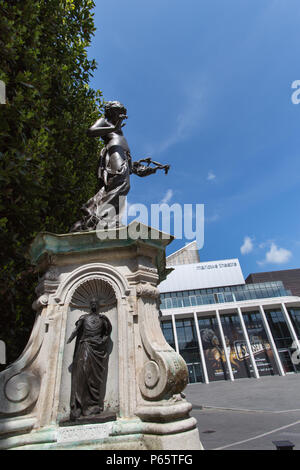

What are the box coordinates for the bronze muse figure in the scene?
[70,101,170,232]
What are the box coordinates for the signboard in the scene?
[160,258,245,293]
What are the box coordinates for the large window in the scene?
[265,309,300,374]
[220,314,252,379]
[161,321,176,350]
[265,310,292,349]
[160,281,290,310]
[176,318,204,383]
[161,318,204,383]
[175,319,201,364]
[288,308,300,339]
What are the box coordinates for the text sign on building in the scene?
[196,262,238,271]
[159,258,245,293]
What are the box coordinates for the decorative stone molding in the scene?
[44,266,59,281]
[137,256,157,274]
[70,278,117,309]
[137,295,188,402]
[33,266,60,311]
[0,416,36,437]
[111,415,198,437]
[136,401,192,423]
[136,284,160,299]
[54,263,131,306]
[4,372,40,407]
[0,311,44,417]
[32,294,49,312]
[142,361,160,389]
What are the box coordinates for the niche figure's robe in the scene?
[69,313,112,420]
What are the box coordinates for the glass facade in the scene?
[158,258,300,384]
[265,309,292,350]
[161,321,176,350]
[220,314,253,379]
[265,309,300,374]
[198,316,229,381]
[160,305,300,384]
[175,319,204,383]
[160,281,290,310]
[242,312,277,376]
[288,308,300,339]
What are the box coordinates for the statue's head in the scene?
[104,101,127,123]
[89,298,99,314]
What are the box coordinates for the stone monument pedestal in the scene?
[0,223,203,450]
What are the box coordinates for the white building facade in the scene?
[159,251,300,384]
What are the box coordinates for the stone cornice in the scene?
[29,222,173,284]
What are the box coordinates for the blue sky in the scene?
[89,0,300,278]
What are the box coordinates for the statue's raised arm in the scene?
[87,112,127,138]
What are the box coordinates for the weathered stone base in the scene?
[141,428,203,451]
[1,421,203,450]
[0,225,203,450]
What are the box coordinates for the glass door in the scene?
[278,349,296,374]
[187,363,203,383]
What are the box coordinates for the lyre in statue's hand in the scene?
[132,157,170,177]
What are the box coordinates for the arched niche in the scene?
[57,276,119,423]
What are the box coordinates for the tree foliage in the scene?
[0,0,103,367]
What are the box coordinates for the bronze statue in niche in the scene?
[67,298,112,420]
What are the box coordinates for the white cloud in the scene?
[240,236,254,255]
[207,171,216,181]
[160,189,173,205]
[258,243,292,266]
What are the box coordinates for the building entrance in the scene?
[187,363,203,383]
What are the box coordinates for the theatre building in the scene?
[159,242,300,384]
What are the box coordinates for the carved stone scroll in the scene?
[137,283,188,401]
[0,312,44,416]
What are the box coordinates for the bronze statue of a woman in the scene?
[67,299,112,420]
[70,101,169,232]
